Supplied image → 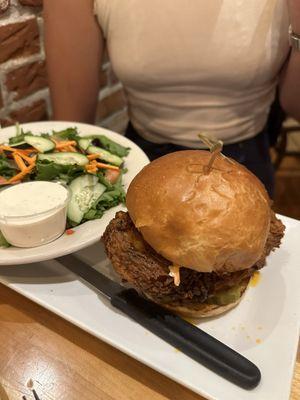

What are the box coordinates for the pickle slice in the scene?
[207,285,243,306]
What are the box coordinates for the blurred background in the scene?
[0,1,299,219]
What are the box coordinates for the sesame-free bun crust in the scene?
[126,150,270,273]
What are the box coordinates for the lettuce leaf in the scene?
[35,160,84,183]
[0,155,18,178]
[52,127,79,141]
[83,177,126,221]
[88,135,130,157]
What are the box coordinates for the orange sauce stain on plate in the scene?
[183,317,199,326]
[250,271,261,287]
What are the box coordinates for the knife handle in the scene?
[111,289,261,390]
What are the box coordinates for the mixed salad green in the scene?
[0,125,130,247]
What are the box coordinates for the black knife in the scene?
[57,254,261,390]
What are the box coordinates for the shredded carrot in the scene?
[96,162,119,171]
[65,229,75,235]
[55,141,77,150]
[85,165,98,173]
[85,160,119,172]
[7,164,35,184]
[18,153,36,165]
[87,154,99,161]
[16,148,36,155]
[13,153,27,171]
[68,145,77,152]
[0,146,36,155]
[0,145,17,152]
[61,145,77,152]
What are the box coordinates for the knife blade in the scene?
[57,254,261,390]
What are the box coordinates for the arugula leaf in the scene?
[0,231,10,248]
[9,132,34,146]
[41,133,51,139]
[88,135,130,157]
[8,124,32,145]
[35,160,84,183]
[96,172,114,189]
[52,127,79,141]
[0,155,18,178]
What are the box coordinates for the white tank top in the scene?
[94,0,290,147]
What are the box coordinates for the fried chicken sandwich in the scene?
[103,150,285,318]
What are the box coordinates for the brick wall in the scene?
[0,0,128,132]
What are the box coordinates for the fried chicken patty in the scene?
[102,211,285,306]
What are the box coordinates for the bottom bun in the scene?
[148,277,250,318]
[161,296,243,318]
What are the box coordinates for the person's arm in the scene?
[43,0,103,123]
[279,1,300,121]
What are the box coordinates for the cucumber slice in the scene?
[24,135,55,153]
[67,175,106,224]
[78,138,92,151]
[9,141,26,148]
[38,152,89,166]
[87,145,123,166]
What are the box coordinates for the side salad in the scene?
[0,125,130,247]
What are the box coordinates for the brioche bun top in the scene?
[126,150,270,273]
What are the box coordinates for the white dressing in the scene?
[0,181,69,248]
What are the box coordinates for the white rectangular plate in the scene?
[0,215,299,400]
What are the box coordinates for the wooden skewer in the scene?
[198,133,224,174]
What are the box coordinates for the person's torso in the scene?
[94,0,290,146]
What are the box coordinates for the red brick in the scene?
[0,87,3,109]
[19,0,42,5]
[0,118,13,127]
[9,99,47,124]
[96,89,126,120]
[6,61,47,100]
[0,18,40,64]
[0,0,10,15]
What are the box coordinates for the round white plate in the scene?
[0,121,149,265]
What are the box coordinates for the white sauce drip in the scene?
[169,265,181,286]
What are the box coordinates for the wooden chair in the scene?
[266,90,300,169]
[273,121,300,169]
